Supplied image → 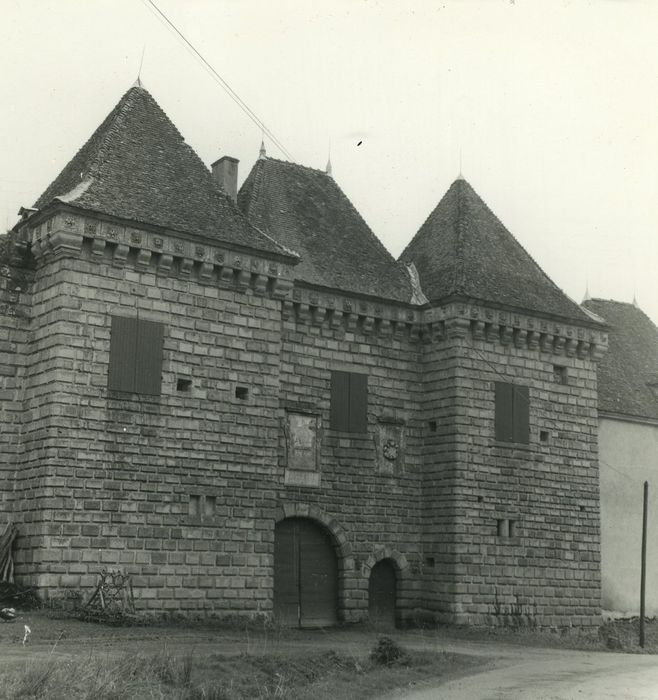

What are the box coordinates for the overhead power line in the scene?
[142,0,295,162]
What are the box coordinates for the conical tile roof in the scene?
[399,178,591,322]
[238,157,413,302]
[34,85,292,258]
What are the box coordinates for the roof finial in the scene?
[134,45,146,88]
[582,281,591,303]
[457,147,464,180]
[633,289,639,308]
[326,139,333,177]
[258,136,267,160]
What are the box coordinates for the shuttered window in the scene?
[108,316,164,395]
[330,370,368,433]
[494,382,529,443]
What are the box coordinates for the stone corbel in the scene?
[253,274,268,294]
[565,338,578,357]
[362,316,375,334]
[312,306,326,325]
[271,277,293,298]
[527,331,540,350]
[445,316,470,339]
[179,257,193,277]
[158,254,173,274]
[553,336,565,355]
[135,249,152,270]
[50,229,83,259]
[539,333,553,354]
[471,320,485,340]
[219,266,234,285]
[378,318,392,336]
[577,341,591,359]
[500,325,513,345]
[199,262,214,283]
[344,312,358,332]
[90,238,106,258]
[513,328,527,349]
[112,243,129,267]
[296,303,310,323]
[236,269,251,289]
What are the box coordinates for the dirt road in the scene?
[390,646,658,700]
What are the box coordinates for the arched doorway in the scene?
[274,517,338,628]
[369,559,397,627]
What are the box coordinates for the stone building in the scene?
[0,84,609,628]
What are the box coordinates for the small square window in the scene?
[540,430,549,443]
[425,557,435,568]
[553,365,568,385]
[428,420,437,432]
[235,386,248,400]
[177,377,192,392]
[204,495,216,517]
[189,495,200,517]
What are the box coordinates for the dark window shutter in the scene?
[513,385,530,444]
[348,373,368,433]
[135,320,164,396]
[330,371,350,431]
[108,316,138,392]
[495,382,514,442]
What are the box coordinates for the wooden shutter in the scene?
[135,320,164,396]
[348,373,368,433]
[330,371,350,431]
[513,385,530,444]
[494,382,514,442]
[108,316,138,392]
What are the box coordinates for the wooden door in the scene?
[274,518,338,628]
[369,559,397,627]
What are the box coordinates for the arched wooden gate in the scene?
[273,517,338,628]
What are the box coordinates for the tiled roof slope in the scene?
[34,85,290,258]
[583,299,658,421]
[399,178,592,323]
[238,157,413,302]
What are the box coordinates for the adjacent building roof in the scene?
[399,178,592,323]
[583,299,658,421]
[238,157,414,303]
[33,85,292,259]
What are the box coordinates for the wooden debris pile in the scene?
[83,568,135,622]
[0,521,17,583]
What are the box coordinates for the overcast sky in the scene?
[2,1,657,324]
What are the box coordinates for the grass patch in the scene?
[0,642,484,699]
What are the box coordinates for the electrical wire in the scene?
[142,0,295,163]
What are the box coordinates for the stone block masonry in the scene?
[1,208,609,628]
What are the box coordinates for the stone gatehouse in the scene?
[0,84,607,628]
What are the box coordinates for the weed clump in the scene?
[370,636,409,667]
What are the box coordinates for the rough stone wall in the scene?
[420,309,603,628]
[277,303,423,623]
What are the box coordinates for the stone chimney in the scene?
[211,156,239,202]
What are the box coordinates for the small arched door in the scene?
[369,559,397,627]
[274,518,338,628]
